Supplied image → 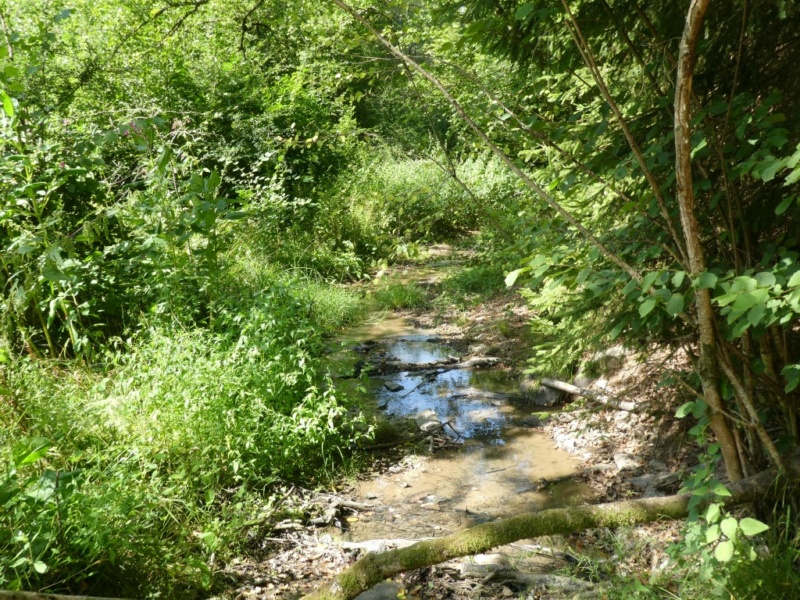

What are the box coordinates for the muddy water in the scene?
[333,313,592,543]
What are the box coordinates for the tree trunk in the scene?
[673,0,744,482]
[302,462,791,600]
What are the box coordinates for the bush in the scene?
[0,277,367,596]
[441,264,506,297]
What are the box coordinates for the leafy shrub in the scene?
[0,277,367,595]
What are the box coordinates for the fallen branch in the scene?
[361,431,429,451]
[0,593,129,600]
[370,356,500,376]
[540,378,640,412]
[302,461,793,600]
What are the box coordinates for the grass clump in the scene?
[373,282,429,310]
[441,264,506,297]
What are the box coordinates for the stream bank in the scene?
[220,248,692,600]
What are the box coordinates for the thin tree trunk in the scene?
[674,0,743,482]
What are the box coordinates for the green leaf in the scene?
[748,304,767,327]
[731,276,757,293]
[739,517,769,537]
[576,267,592,285]
[713,482,732,498]
[694,272,718,289]
[732,289,768,311]
[505,268,527,287]
[33,560,48,574]
[705,524,721,544]
[788,271,800,288]
[715,540,735,562]
[705,503,721,523]
[676,401,695,418]
[639,297,657,317]
[15,438,52,467]
[672,271,686,288]
[762,157,788,182]
[755,272,776,288]
[515,2,535,20]
[666,293,684,316]
[720,516,738,541]
[1,91,14,118]
[641,271,660,292]
[156,147,173,174]
[775,196,795,215]
[609,315,633,340]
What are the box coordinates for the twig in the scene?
[540,377,640,412]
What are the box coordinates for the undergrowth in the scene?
[0,267,369,596]
[372,281,429,310]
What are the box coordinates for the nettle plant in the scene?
[669,402,770,587]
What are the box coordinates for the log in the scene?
[540,378,640,412]
[301,461,793,600]
[0,593,129,600]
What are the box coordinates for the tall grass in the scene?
[0,252,368,596]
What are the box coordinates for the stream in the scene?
[331,310,594,545]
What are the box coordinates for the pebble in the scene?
[613,452,641,471]
[354,581,403,600]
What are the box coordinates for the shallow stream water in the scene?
[331,311,593,542]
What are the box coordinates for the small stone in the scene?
[384,381,404,392]
[354,581,403,600]
[630,474,655,489]
[653,471,680,489]
[415,408,442,432]
[367,492,378,499]
[614,452,641,471]
[520,378,565,406]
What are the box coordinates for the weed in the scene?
[373,282,428,310]
[441,264,506,297]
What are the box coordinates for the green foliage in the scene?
[0,276,367,593]
[2,0,800,594]
[441,264,506,297]
[372,281,428,310]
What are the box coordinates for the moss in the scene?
[303,462,794,600]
